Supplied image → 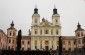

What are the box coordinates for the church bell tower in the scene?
[32,6,40,26]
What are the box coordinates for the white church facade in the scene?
[30,7,61,50]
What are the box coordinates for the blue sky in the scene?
[0,0,85,36]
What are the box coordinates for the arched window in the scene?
[51,29,53,35]
[35,29,37,34]
[9,32,11,36]
[40,29,42,35]
[81,32,83,36]
[56,29,58,35]
[77,32,80,37]
[13,31,15,36]
[45,29,48,34]
[55,20,58,23]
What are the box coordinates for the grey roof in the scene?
[0,29,7,37]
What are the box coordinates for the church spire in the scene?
[10,21,14,27]
[77,22,81,29]
[34,5,38,14]
[75,22,84,32]
[53,5,57,14]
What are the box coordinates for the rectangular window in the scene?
[74,40,76,45]
[81,32,83,36]
[22,41,24,44]
[28,41,30,44]
[40,29,42,35]
[9,39,11,43]
[68,41,71,45]
[13,40,14,43]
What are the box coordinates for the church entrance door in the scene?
[45,46,49,50]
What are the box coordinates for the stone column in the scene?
[38,28,40,35]
[42,37,44,50]
[31,37,35,50]
[54,37,57,50]
[49,37,52,50]
[42,28,44,35]
[37,37,40,50]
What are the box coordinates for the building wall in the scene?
[62,39,76,51]
[7,29,17,50]
[21,36,30,51]
[0,30,7,50]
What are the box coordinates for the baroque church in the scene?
[30,7,61,50]
[0,6,85,51]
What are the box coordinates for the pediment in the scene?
[40,20,52,27]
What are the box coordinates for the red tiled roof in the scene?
[21,36,30,40]
[7,27,17,31]
[75,28,84,32]
[62,36,76,40]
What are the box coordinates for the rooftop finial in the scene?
[35,4,37,8]
[10,21,14,27]
[78,22,80,25]
[54,4,56,9]
[53,5,57,14]
[34,4,38,14]
[77,22,81,28]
